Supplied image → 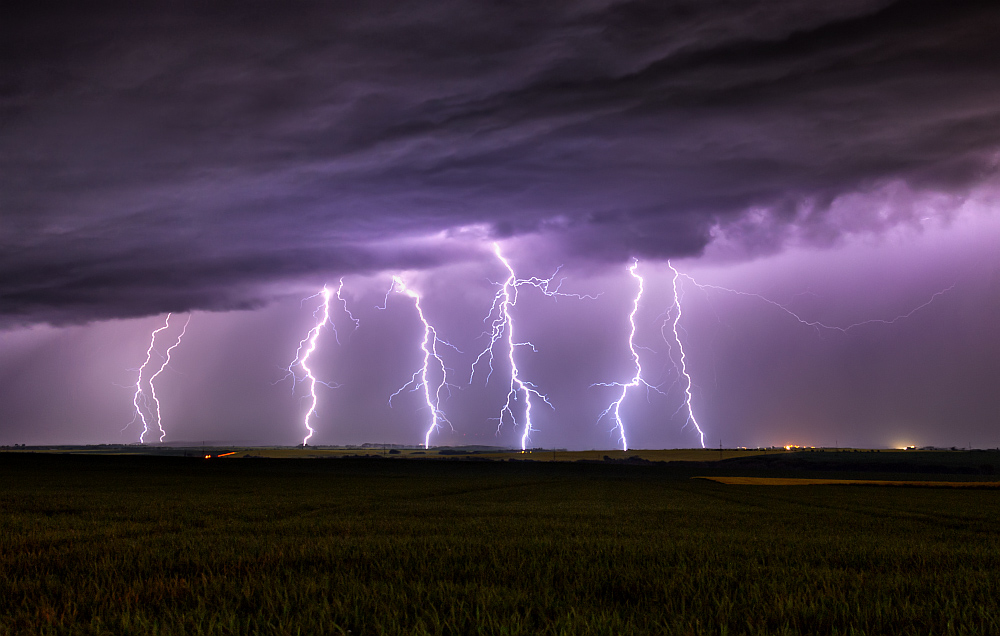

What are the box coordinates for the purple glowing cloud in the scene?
[0,1,998,449]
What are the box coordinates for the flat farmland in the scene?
[2,452,999,635]
[223,448,776,462]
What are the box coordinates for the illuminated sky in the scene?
[2,1,998,448]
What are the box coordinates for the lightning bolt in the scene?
[386,276,459,449]
[471,242,568,451]
[664,261,706,448]
[130,316,171,443]
[593,259,662,451]
[280,278,359,445]
[284,286,337,446]
[673,273,956,334]
[146,314,191,443]
[127,313,189,444]
[332,277,360,343]
[662,263,955,448]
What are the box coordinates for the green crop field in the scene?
[2,452,999,635]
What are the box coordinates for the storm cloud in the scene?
[3,0,1000,325]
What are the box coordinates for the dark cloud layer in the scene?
[3,0,1000,324]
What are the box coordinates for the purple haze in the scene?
[1,1,998,448]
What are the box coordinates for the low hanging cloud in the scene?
[2,0,1000,325]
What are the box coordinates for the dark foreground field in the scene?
[2,453,999,635]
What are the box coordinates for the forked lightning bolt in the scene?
[129,313,190,444]
[386,276,459,449]
[147,314,191,443]
[593,260,662,451]
[471,242,548,451]
[282,279,357,445]
[131,316,171,443]
[664,261,706,448]
[471,242,595,451]
[284,286,337,446]
[663,262,956,448]
[670,272,956,334]
[332,278,360,343]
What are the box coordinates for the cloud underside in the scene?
[2,0,999,324]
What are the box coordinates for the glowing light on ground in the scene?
[386,276,459,449]
[205,451,237,459]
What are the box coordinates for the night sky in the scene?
[2,0,998,449]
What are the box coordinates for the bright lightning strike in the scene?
[664,261,706,448]
[593,259,661,451]
[386,276,459,449]
[285,286,336,446]
[129,313,189,444]
[470,243,556,451]
[131,316,171,443]
[146,314,191,443]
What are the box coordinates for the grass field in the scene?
[2,452,999,635]
[698,476,1000,487]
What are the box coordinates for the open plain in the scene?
[2,450,999,635]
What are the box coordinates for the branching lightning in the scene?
[281,278,359,445]
[284,286,337,446]
[470,243,596,450]
[674,274,956,334]
[664,261,706,448]
[128,313,190,444]
[147,314,191,443]
[593,259,662,451]
[333,277,360,343]
[131,316,171,443]
[386,276,460,449]
[471,243,549,451]
[662,262,956,448]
